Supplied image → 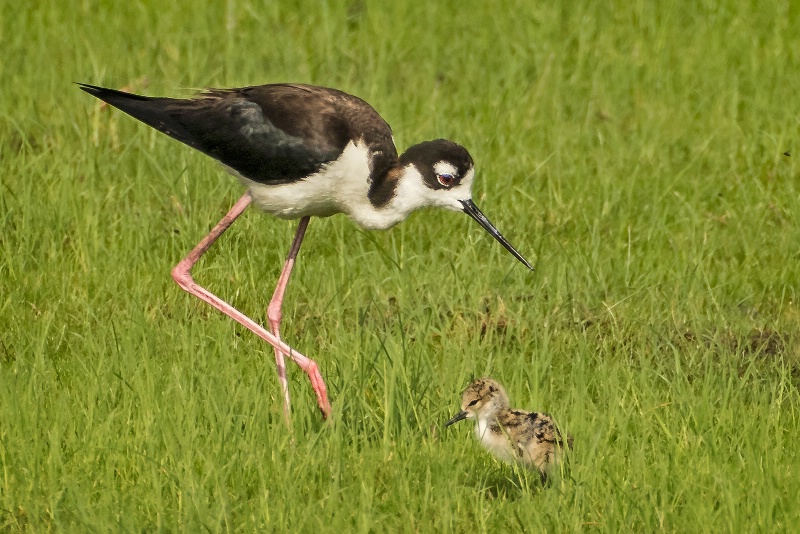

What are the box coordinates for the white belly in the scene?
[243,177,342,219]
[226,140,417,231]
[230,140,373,220]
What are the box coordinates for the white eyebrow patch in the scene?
[433,161,458,176]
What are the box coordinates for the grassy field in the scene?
[2,0,799,531]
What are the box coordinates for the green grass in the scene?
[2,0,799,531]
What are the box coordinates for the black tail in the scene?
[77,83,202,152]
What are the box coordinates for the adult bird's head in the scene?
[395,139,534,270]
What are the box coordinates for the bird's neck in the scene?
[476,406,503,427]
[348,164,431,230]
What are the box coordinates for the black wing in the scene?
[78,83,391,184]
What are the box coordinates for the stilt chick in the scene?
[445,377,573,479]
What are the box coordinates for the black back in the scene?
[79,83,398,185]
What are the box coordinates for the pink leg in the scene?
[267,216,310,421]
[171,194,331,419]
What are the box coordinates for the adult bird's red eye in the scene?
[437,173,456,187]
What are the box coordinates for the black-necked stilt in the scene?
[446,378,572,480]
[79,82,534,420]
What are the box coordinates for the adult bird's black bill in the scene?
[79,80,535,421]
[460,199,534,270]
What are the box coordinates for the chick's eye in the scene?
[467,399,479,407]
[437,173,456,187]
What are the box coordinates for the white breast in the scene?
[475,419,516,463]
[233,141,373,220]
[231,140,420,231]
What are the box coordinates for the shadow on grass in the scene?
[465,464,570,501]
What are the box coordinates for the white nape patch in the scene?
[433,161,458,176]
